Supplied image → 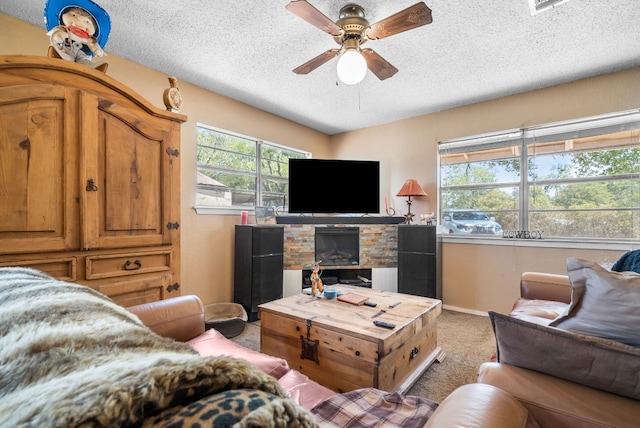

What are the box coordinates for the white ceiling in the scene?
[2,0,640,135]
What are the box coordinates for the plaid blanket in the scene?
[311,388,438,428]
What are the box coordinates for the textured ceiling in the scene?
[2,0,640,135]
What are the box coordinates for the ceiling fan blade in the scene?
[293,49,340,75]
[361,49,398,80]
[366,2,433,40]
[286,1,342,36]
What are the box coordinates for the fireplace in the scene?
[315,227,359,267]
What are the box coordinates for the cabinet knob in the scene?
[86,179,98,192]
[124,260,142,270]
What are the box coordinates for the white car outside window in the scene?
[442,210,503,235]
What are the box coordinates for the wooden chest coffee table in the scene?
[259,285,444,394]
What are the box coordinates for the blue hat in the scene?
[44,0,111,51]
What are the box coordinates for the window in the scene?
[196,124,309,210]
[439,110,640,240]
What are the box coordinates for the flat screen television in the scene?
[288,159,380,214]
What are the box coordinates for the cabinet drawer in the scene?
[85,250,172,280]
[0,257,77,281]
[87,273,172,307]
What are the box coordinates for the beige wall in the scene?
[3,14,639,313]
[440,243,625,314]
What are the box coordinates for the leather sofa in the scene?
[127,294,335,410]
[128,295,539,427]
[478,271,640,428]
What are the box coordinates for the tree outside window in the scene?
[196,124,308,209]
[439,111,640,240]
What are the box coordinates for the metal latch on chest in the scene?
[300,317,319,364]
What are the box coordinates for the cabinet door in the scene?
[398,225,438,298]
[81,94,179,249]
[398,225,435,254]
[0,85,79,254]
[398,252,437,297]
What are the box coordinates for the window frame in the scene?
[438,109,640,242]
[194,123,310,215]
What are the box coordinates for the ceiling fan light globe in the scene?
[336,49,367,85]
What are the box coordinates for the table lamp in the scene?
[396,179,427,224]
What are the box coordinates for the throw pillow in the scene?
[188,328,291,379]
[611,248,640,273]
[143,388,317,428]
[489,311,640,400]
[549,257,640,347]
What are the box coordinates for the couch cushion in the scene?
[509,297,568,325]
[549,257,640,347]
[489,311,640,400]
[128,295,205,342]
[478,362,640,428]
[276,369,336,410]
[188,328,290,379]
[424,383,538,428]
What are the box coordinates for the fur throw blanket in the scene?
[0,267,317,427]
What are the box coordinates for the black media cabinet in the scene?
[234,225,284,321]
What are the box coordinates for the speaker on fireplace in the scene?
[397,225,441,299]
[234,225,284,321]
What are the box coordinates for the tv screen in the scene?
[288,159,380,214]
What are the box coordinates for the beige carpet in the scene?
[231,309,496,403]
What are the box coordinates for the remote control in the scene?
[363,301,377,307]
[373,320,396,329]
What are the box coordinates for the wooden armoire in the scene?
[0,55,186,306]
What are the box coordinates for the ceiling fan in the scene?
[286,1,433,85]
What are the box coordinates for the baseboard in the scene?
[442,304,489,317]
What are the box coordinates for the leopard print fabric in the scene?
[143,388,319,428]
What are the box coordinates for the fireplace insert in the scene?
[315,227,359,267]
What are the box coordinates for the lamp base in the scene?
[403,212,415,224]
[404,198,415,224]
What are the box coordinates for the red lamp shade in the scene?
[396,179,427,197]
[396,179,427,224]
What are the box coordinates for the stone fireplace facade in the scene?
[283,224,398,270]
